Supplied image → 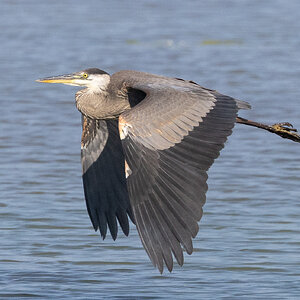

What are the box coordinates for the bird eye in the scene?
[82,73,88,78]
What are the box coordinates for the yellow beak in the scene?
[36,73,80,85]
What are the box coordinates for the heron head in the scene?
[37,68,110,91]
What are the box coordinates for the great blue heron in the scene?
[37,68,299,273]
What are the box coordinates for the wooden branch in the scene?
[236,116,300,143]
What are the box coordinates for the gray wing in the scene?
[81,115,134,240]
[115,70,249,272]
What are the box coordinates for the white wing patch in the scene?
[119,116,132,140]
[125,160,132,178]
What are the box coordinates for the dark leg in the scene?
[236,116,300,143]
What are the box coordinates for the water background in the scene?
[0,0,299,299]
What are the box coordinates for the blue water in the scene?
[1,0,299,299]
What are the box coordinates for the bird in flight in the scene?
[37,68,299,273]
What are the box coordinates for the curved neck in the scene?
[75,89,130,119]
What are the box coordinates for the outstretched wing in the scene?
[115,70,248,272]
[81,115,134,240]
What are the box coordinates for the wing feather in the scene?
[81,116,133,240]
[114,70,250,272]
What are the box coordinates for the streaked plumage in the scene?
[37,68,253,273]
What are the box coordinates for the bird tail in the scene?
[235,99,251,110]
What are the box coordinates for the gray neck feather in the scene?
[75,89,130,119]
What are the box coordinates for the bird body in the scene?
[37,68,252,273]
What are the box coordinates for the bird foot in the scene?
[271,122,298,133]
[270,122,300,142]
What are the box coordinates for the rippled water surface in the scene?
[1,0,300,299]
